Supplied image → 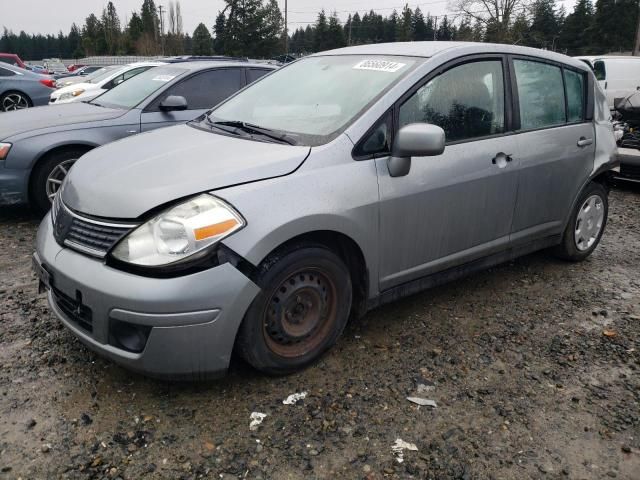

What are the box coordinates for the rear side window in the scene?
[247,68,271,84]
[160,68,243,110]
[593,61,606,81]
[514,60,565,130]
[399,60,505,143]
[564,69,585,122]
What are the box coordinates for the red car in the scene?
[67,64,86,72]
[0,53,27,69]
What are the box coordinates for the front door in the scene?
[141,68,244,132]
[375,58,519,290]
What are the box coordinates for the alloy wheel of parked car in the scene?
[554,182,608,262]
[237,245,352,374]
[31,149,88,214]
[45,158,77,201]
[1,92,31,111]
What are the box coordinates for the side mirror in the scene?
[388,123,445,177]
[159,95,188,112]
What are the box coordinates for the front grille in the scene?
[52,196,135,258]
[620,163,640,179]
[52,286,93,333]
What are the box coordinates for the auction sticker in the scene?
[353,59,406,73]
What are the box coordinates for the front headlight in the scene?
[0,143,11,160]
[111,194,245,267]
[59,89,85,101]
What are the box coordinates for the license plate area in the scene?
[32,255,52,293]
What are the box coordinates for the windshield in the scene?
[208,55,420,146]
[91,66,185,109]
[87,66,122,84]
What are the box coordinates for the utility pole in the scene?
[158,4,165,55]
[284,0,288,54]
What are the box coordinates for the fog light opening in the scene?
[109,319,152,354]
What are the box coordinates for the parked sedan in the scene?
[0,61,275,211]
[49,62,163,104]
[0,63,56,111]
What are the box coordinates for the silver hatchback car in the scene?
[34,42,617,379]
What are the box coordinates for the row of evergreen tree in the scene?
[0,0,638,61]
[290,0,639,56]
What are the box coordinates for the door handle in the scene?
[492,152,513,168]
[577,137,593,147]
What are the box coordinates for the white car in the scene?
[49,62,164,105]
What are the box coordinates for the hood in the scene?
[63,124,311,219]
[56,76,86,87]
[54,82,97,96]
[0,102,125,140]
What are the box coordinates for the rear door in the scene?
[141,68,244,132]
[509,57,595,245]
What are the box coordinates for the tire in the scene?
[30,149,87,214]
[554,181,608,261]
[237,244,353,375]
[0,91,32,111]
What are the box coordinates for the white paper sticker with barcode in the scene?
[152,75,176,82]
[353,59,406,73]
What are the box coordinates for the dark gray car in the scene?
[0,61,275,211]
[34,42,617,380]
[0,63,56,111]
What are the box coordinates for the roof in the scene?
[575,55,640,61]
[314,41,588,69]
[153,61,278,71]
[316,41,477,58]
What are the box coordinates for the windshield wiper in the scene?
[209,119,297,145]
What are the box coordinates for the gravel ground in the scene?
[0,185,638,480]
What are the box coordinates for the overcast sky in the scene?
[3,0,577,36]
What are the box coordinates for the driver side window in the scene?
[399,60,505,143]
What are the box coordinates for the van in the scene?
[34,42,618,379]
[575,56,640,109]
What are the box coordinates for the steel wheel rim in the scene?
[45,159,77,202]
[263,267,338,358]
[575,194,604,251]
[2,93,29,111]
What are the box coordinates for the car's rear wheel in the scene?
[30,149,87,213]
[0,91,32,111]
[554,181,608,261]
[237,245,352,375]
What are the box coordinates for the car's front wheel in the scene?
[30,149,87,213]
[237,244,352,375]
[554,181,608,261]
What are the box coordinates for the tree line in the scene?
[0,0,638,61]
[290,0,639,56]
